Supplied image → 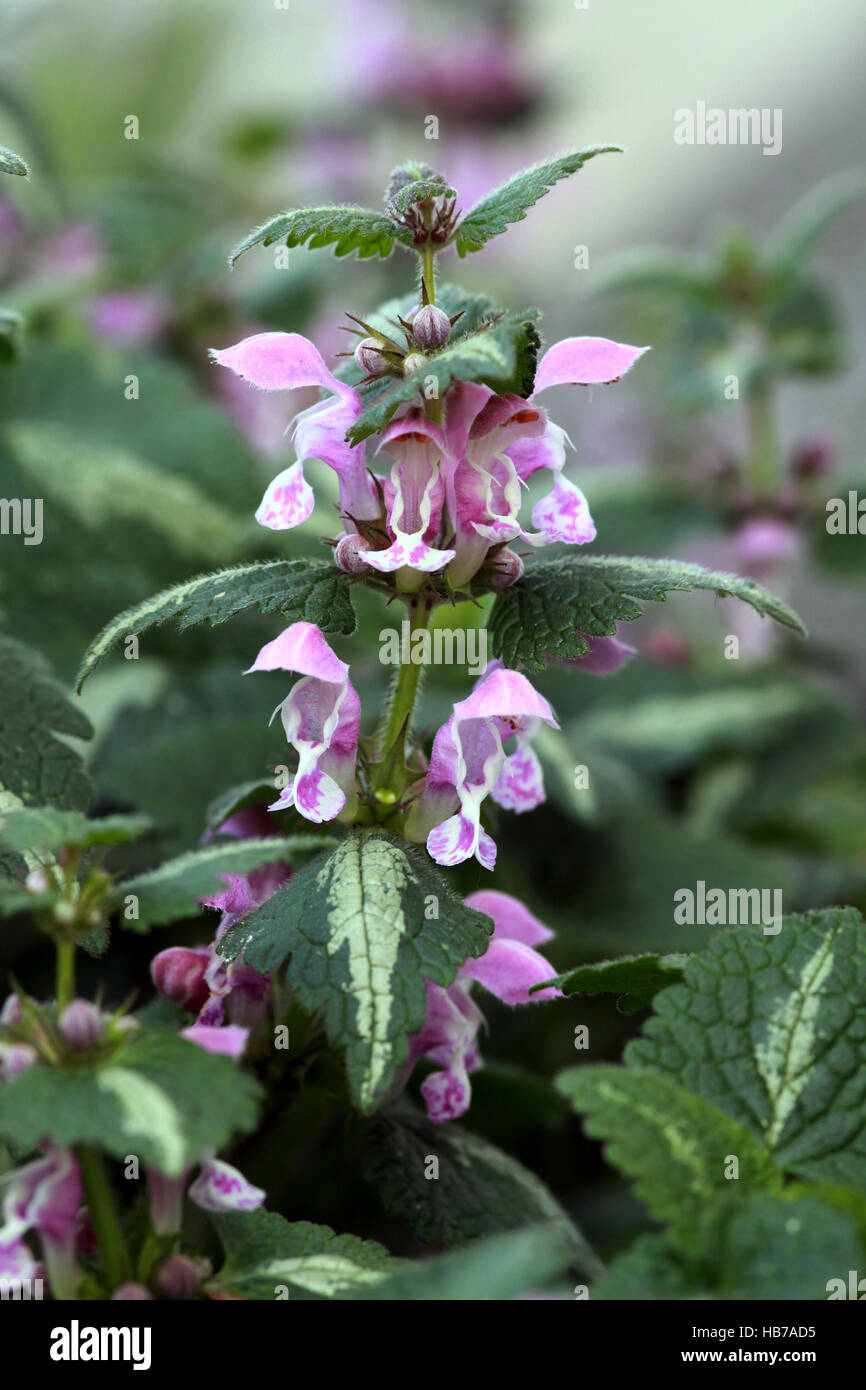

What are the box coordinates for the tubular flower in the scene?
[406,660,558,869]
[440,337,649,586]
[246,621,360,824]
[363,410,456,575]
[0,1149,82,1297]
[151,806,290,1028]
[408,891,560,1123]
[211,332,380,533]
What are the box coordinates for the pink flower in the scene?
[210,332,379,532]
[362,411,455,575]
[554,633,636,676]
[408,891,559,1123]
[406,660,558,869]
[440,335,647,586]
[212,327,647,587]
[0,1150,82,1298]
[152,805,290,1029]
[247,621,360,824]
[87,289,169,345]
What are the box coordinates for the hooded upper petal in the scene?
[211,331,356,400]
[532,337,649,393]
[459,937,560,1004]
[463,889,554,946]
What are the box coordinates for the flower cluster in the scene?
[212,328,646,593]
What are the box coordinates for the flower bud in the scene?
[488,548,524,588]
[412,304,451,351]
[155,1254,201,1300]
[58,999,104,1051]
[25,867,52,894]
[403,352,426,378]
[334,532,372,574]
[150,946,210,1014]
[791,438,834,479]
[0,1042,38,1082]
[111,1283,154,1301]
[0,994,22,1026]
[354,337,390,376]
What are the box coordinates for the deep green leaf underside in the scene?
[543,951,689,1012]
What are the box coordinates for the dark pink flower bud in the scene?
[412,304,451,351]
[488,548,524,588]
[791,438,834,478]
[334,532,372,574]
[111,1283,154,1300]
[58,999,104,1051]
[150,946,210,1014]
[155,1254,201,1300]
[354,337,389,376]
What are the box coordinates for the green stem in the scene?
[421,244,436,303]
[77,1146,132,1292]
[56,939,75,1010]
[374,597,431,785]
[745,378,779,499]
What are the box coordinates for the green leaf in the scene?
[353,1226,575,1301]
[118,836,330,930]
[205,779,277,832]
[346,309,540,444]
[596,1193,865,1301]
[0,634,93,814]
[6,423,253,569]
[0,807,151,854]
[209,1209,395,1299]
[0,879,58,916]
[487,554,806,673]
[627,906,866,1189]
[0,309,24,365]
[219,830,493,1112]
[590,248,720,306]
[0,144,29,177]
[453,146,621,256]
[556,1065,782,1245]
[76,559,356,690]
[228,205,413,266]
[0,1030,260,1174]
[385,162,456,215]
[365,1104,603,1275]
[768,170,866,274]
[542,952,689,1013]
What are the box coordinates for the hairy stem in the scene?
[374,595,431,785]
[55,939,75,1011]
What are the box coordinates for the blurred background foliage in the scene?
[1,0,864,1261]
